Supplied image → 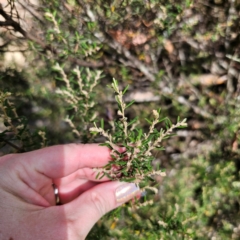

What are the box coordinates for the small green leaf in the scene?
[145,118,152,124]
[101,119,104,129]
[112,78,119,91]
[155,146,165,151]
[96,172,100,179]
[99,143,111,148]
[146,176,155,182]
[117,161,128,166]
[158,117,167,123]
[125,100,135,109]
[99,173,106,180]
[164,118,172,128]
[137,129,143,140]
[123,178,136,182]
[122,85,129,95]
[104,172,112,179]
[127,117,138,127]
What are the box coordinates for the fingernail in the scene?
[115,183,140,203]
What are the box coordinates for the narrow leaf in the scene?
[127,117,138,127]
[125,100,135,109]
[122,85,129,95]
[101,119,104,129]
[96,172,100,179]
[145,118,152,124]
[158,117,167,123]
[99,173,106,180]
[123,178,136,182]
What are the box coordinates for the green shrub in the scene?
[0,1,239,239]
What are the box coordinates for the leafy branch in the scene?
[53,63,102,141]
[90,79,187,190]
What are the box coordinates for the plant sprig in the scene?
[53,63,102,141]
[90,79,187,189]
[0,91,47,152]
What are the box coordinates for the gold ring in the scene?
[52,183,61,205]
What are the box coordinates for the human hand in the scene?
[0,144,140,240]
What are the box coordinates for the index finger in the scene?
[19,144,116,179]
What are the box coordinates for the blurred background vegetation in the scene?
[0,0,239,239]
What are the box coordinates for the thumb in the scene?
[64,181,140,239]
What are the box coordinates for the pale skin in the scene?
[0,144,140,240]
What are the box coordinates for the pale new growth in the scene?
[84,46,101,57]
[44,12,61,34]
[44,12,67,44]
[134,200,154,209]
[73,66,88,97]
[53,63,71,89]
[65,117,81,137]
[112,79,128,137]
[145,118,187,156]
[54,64,101,139]
[38,131,47,148]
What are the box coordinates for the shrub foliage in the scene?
[0,0,239,239]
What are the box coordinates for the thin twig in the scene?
[0,8,105,68]
[177,96,213,119]
[1,139,23,152]
[18,1,44,24]
[76,0,156,81]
